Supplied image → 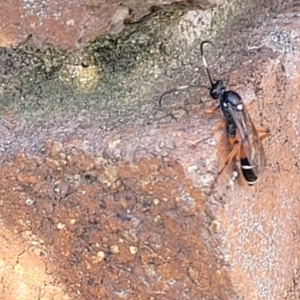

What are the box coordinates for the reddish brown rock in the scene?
[0,227,70,300]
[1,6,300,300]
[0,0,224,49]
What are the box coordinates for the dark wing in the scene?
[227,103,266,176]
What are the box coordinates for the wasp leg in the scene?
[204,105,220,115]
[212,120,226,135]
[258,132,269,142]
[209,141,240,193]
[255,126,270,141]
[244,101,266,113]
[217,141,240,178]
[255,126,270,133]
[244,101,256,112]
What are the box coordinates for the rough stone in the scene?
[0,0,224,49]
[1,1,300,300]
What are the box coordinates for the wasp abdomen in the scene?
[240,158,258,185]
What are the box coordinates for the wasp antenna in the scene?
[200,41,215,87]
[158,86,189,108]
[158,84,209,108]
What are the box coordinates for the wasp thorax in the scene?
[224,91,243,107]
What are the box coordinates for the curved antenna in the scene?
[159,85,188,108]
[200,41,215,87]
[158,84,209,108]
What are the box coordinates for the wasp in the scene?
[200,40,269,186]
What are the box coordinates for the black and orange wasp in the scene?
[200,41,269,186]
[159,41,269,187]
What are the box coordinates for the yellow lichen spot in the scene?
[209,219,221,234]
[129,246,138,255]
[110,245,120,254]
[59,64,100,93]
[85,260,92,270]
[153,215,161,223]
[69,219,76,225]
[66,19,75,26]
[57,223,65,230]
[108,138,121,149]
[92,251,105,264]
[103,167,118,186]
[14,264,24,275]
[97,251,105,259]
[153,199,160,205]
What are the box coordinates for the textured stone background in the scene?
[0,0,224,49]
[1,0,300,299]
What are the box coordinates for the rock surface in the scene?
[0,0,223,49]
[1,1,300,300]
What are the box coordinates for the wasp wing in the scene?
[226,103,266,176]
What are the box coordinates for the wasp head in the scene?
[210,80,225,100]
